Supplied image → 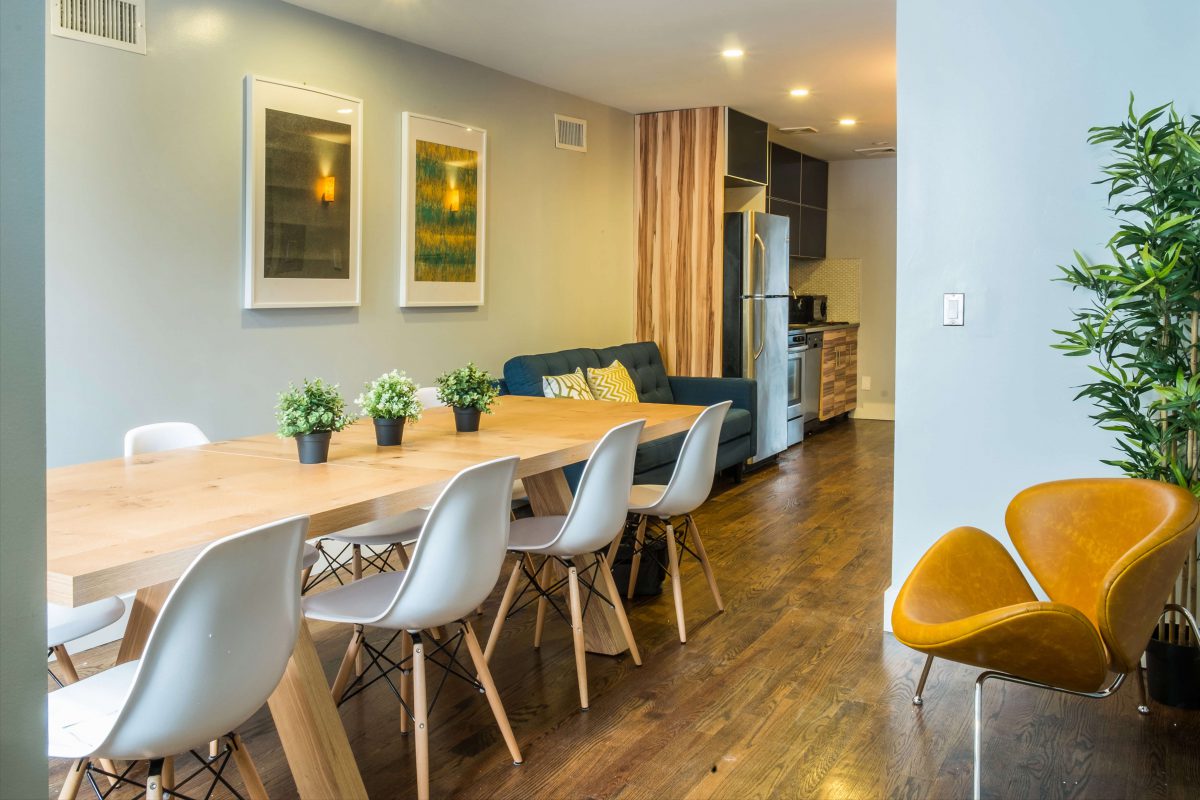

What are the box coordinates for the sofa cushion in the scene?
[585,361,639,402]
[504,348,603,397]
[595,342,674,404]
[542,368,594,400]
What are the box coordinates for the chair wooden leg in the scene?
[51,645,80,684]
[353,546,364,674]
[227,733,269,800]
[485,557,524,662]
[626,516,647,599]
[665,523,686,643]
[330,625,365,702]
[597,553,641,665]
[146,758,165,800]
[161,757,174,794]
[400,631,413,735]
[462,621,523,764]
[687,515,723,612]
[96,759,120,788]
[533,557,550,649]
[412,633,431,800]
[58,759,88,800]
[567,565,589,710]
[605,521,624,568]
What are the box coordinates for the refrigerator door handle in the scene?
[752,234,767,359]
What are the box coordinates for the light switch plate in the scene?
[943,293,964,326]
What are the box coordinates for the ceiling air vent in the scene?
[854,145,897,157]
[50,0,147,55]
[778,126,819,135]
[554,114,587,152]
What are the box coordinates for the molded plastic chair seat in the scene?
[47,597,125,648]
[505,515,569,551]
[302,543,320,570]
[303,570,407,625]
[48,662,138,759]
[322,509,427,548]
[627,484,668,513]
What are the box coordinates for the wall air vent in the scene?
[854,145,897,157]
[50,0,146,54]
[778,126,819,135]
[554,114,587,152]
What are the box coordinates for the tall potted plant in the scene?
[1054,96,1199,706]
[357,370,422,446]
[276,378,355,464]
[436,363,499,432]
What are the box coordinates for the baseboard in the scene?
[852,402,895,421]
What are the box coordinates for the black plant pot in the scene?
[1145,625,1200,709]
[453,407,481,433]
[295,431,332,464]
[373,417,406,446]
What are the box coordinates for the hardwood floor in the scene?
[48,420,1200,799]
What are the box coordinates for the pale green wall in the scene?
[0,0,48,796]
[46,0,635,466]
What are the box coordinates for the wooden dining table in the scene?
[46,395,703,799]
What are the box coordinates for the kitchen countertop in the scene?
[788,322,860,332]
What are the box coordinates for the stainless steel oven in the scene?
[787,331,806,446]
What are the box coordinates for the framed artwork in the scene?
[244,76,362,308]
[398,112,487,307]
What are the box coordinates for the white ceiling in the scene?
[284,0,896,162]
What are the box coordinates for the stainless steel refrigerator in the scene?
[721,211,790,464]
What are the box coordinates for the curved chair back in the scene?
[416,386,443,408]
[1006,478,1199,672]
[97,515,308,759]
[377,456,519,631]
[649,402,731,517]
[551,420,645,554]
[124,422,210,457]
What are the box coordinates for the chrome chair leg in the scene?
[1135,661,1151,715]
[913,654,934,706]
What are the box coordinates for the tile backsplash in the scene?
[790,258,861,323]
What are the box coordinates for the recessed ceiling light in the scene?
[336,108,354,114]
[838,118,857,126]
[721,48,744,58]
[790,88,810,97]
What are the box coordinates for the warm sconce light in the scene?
[321,176,335,204]
[445,188,461,212]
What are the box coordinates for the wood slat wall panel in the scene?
[635,107,724,377]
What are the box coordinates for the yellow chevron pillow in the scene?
[586,360,640,403]
[542,368,595,400]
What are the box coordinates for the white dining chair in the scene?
[484,420,645,711]
[303,456,523,800]
[49,515,309,800]
[126,422,322,579]
[610,401,731,644]
[47,597,126,687]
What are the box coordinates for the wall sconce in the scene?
[445,188,461,213]
[321,176,336,204]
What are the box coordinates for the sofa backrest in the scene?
[503,341,675,404]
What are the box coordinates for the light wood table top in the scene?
[47,395,701,607]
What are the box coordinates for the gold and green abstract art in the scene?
[414,140,478,282]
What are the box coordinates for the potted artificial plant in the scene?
[435,362,499,433]
[275,378,355,464]
[357,370,422,446]
[1055,96,1199,707]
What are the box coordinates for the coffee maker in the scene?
[789,294,828,325]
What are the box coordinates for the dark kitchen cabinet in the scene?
[768,143,803,203]
[725,108,768,185]
[801,154,829,208]
[767,198,802,259]
[797,206,827,260]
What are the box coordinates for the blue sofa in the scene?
[502,342,757,486]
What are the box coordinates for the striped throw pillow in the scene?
[542,368,595,400]
[586,361,639,403]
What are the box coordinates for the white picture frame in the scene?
[398,112,487,307]
[244,76,363,309]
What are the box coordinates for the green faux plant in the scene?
[275,378,356,437]
[435,362,499,413]
[1053,96,1199,645]
[356,370,422,421]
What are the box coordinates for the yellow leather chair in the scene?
[891,478,1199,800]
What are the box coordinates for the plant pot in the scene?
[373,417,405,446]
[295,431,332,464]
[453,406,481,433]
[1145,625,1200,709]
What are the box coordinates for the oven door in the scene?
[787,346,805,445]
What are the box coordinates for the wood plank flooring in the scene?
[48,420,1200,799]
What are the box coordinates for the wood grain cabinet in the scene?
[818,327,858,420]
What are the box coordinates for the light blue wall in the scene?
[0,0,47,795]
[888,0,1200,623]
[46,0,635,467]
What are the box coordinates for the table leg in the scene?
[522,469,629,656]
[267,622,368,799]
[115,581,174,665]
